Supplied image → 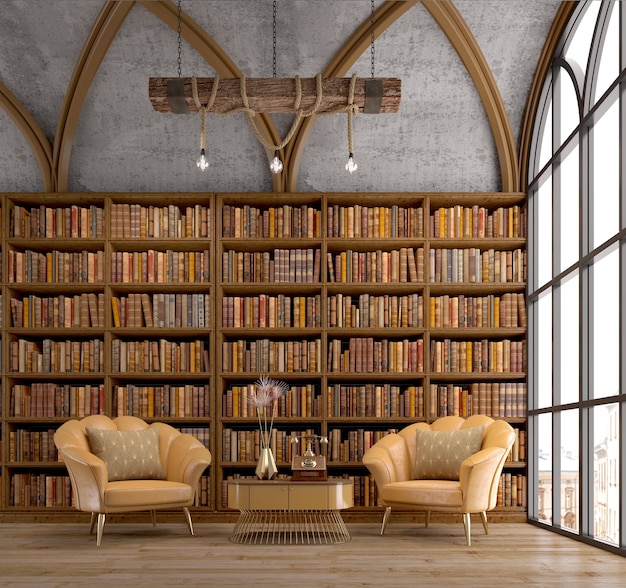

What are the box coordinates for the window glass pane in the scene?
[557,69,580,146]
[592,99,619,249]
[560,409,579,533]
[538,94,553,174]
[593,403,620,545]
[559,143,579,272]
[564,0,601,75]
[538,413,553,525]
[593,2,619,104]
[558,271,579,405]
[592,243,619,399]
[536,177,553,288]
[537,289,553,409]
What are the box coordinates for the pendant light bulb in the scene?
[270,150,284,174]
[196,148,209,171]
[345,153,358,174]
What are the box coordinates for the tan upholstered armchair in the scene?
[54,414,212,546]
[362,415,515,545]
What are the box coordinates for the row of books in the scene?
[111,338,208,373]
[110,203,210,239]
[510,428,526,462]
[8,249,105,284]
[327,337,424,373]
[327,204,424,239]
[8,428,60,463]
[11,293,105,328]
[222,203,321,238]
[221,427,318,462]
[10,474,72,507]
[327,383,424,418]
[499,473,527,508]
[221,294,321,328]
[9,339,104,373]
[429,293,526,329]
[10,383,105,417]
[194,475,211,507]
[10,204,104,239]
[222,383,322,418]
[328,293,424,328]
[430,204,526,239]
[327,248,425,283]
[222,248,321,283]
[327,428,400,462]
[429,247,526,283]
[430,338,526,373]
[179,427,211,450]
[221,338,321,373]
[429,383,527,419]
[111,249,210,283]
[113,384,210,418]
[7,473,210,508]
[112,292,210,328]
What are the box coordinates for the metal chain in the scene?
[371,0,375,78]
[273,0,277,78]
[177,0,182,77]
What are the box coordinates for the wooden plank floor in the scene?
[0,521,625,587]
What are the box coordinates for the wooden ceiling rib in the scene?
[53,1,134,192]
[0,81,54,191]
[422,0,518,192]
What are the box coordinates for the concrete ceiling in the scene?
[0,0,562,194]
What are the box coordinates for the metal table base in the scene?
[229,508,351,544]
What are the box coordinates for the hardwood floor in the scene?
[0,521,625,587]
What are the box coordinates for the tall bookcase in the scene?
[0,191,526,522]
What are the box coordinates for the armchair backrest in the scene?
[54,415,185,480]
[397,415,496,475]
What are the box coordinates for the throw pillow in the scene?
[414,425,485,481]
[86,426,166,482]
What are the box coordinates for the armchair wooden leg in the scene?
[150,510,157,527]
[89,512,97,535]
[462,513,471,546]
[425,511,431,528]
[96,513,106,547]
[183,507,194,536]
[480,511,488,535]
[380,506,391,535]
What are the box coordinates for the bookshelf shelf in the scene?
[0,191,527,521]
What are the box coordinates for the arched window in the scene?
[527,0,625,554]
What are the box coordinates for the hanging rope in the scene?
[190,73,359,153]
[191,76,219,150]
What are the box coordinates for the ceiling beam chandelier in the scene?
[149,0,401,175]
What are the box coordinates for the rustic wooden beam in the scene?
[149,77,401,114]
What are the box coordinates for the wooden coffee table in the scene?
[227,478,354,544]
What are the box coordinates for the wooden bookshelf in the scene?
[0,192,527,521]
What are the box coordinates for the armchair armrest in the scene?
[362,433,412,488]
[58,446,108,512]
[165,434,212,486]
[459,446,507,512]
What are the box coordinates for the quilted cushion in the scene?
[414,425,484,480]
[86,426,166,482]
